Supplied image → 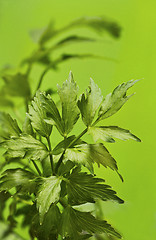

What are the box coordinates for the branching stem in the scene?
[55,128,88,173]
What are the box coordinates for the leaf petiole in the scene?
[47,136,54,175]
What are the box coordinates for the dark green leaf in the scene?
[36,176,62,223]
[60,206,121,239]
[55,35,95,48]
[88,126,141,143]
[57,71,80,136]
[28,91,52,138]
[0,168,36,193]
[70,16,121,38]
[30,205,61,240]
[41,157,52,177]
[98,80,139,120]
[66,168,124,205]
[1,134,48,161]
[57,160,75,176]
[15,204,37,228]
[78,79,103,126]
[0,112,21,139]
[0,191,11,220]
[2,73,31,98]
[30,16,121,46]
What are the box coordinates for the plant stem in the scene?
[47,136,54,175]
[68,127,88,148]
[59,198,68,208]
[55,150,65,174]
[32,160,41,176]
[14,196,33,206]
[55,127,88,173]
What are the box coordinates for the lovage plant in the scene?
[0,72,140,239]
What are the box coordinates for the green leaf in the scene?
[60,206,121,239]
[52,136,74,155]
[66,167,124,205]
[36,176,62,223]
[64,144,94,173]
[98,80,139,120]
[88,126,141,143]
[22,115,34,136]
[57,71,80,136]
[55,35,95,48]
[1,134,48,161]
[0,191,11,220]
[30,16,121,46]
[0,168,36,193]
[40,92,64,136]
[30,21,56,45]
[28,91,52,138]
[2,73,31,98]
[64,143,118,174]
[0,112,21,139]
[30,205,61,240]
[70,16,121,38]
[57,160,75,176]
[78,79,103,126]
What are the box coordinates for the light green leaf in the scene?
[0,112,21,139]
[2,73,31,98]
[66,167,124,205]
[64,144,94,173]
[78,79,103,126]
[98,80,139,120]
[28,91,52,138]
[1,134,48,161]
[36,176,62,223]
[22,115,34,136]
[64,143,118,174]
[57,71,79,136]
[88,126,141,143]
[60,206,121,239]
[40,92,64,136]
[0,168,36,193]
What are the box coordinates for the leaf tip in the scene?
[68,71,74,82]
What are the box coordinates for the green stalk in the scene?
[32,160,41,176]
[47,136,54,175]
[55,127,88,173]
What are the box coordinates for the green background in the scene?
[0,0,156,239]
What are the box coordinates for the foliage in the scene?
[0,71,141,239]
[0,16,121,113]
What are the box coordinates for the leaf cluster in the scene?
[0,72,140,239]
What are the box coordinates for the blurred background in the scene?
[0,0,156,239]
